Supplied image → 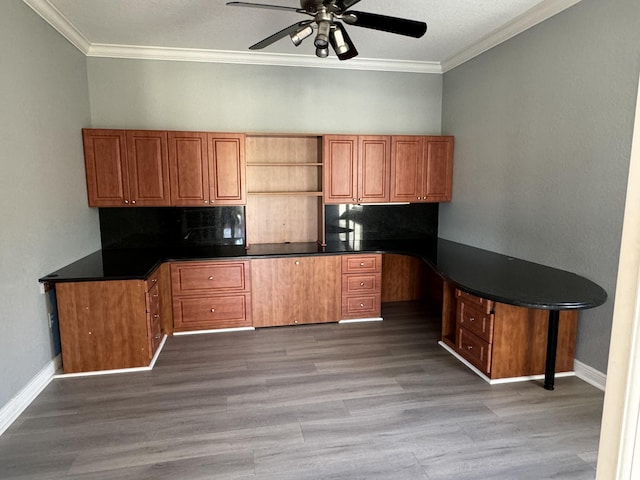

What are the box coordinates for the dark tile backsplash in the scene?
[325,203,438,243]
[99,207,245,249]
[99,203,438,250]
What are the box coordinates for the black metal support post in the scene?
[544,309,561,390]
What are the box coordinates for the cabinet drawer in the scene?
[173,294,252,331]
[171,261,249,295]
[342,254,381,274]
[457,301,493,342]
[148,309,162,355]
[342,273,381,294]
[146,267,161,292]
[342,294,381,318]
[457,327,492,374]
[455,289,493,314]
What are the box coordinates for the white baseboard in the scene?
[0,355,61,437]
[574,359,607,391]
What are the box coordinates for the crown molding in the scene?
[86,43,443,74]
[441,0,584,73]
[24,0,582,74]
[23,0,91,53]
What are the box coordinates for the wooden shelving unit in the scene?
[245,135,325,246]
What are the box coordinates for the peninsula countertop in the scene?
[40,238,607,312]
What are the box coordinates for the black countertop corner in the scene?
[39,238,607,312]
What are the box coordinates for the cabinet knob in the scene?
[467,345,473,350]
[208,276,214,280]
[153,314,159,319]
[353,198,357,202]
[469,317,475,322]
[360,303,365,307]
[210,308,215,313]
[295,261,300,265]
[131,200,136,204]
[360,262,365,266]
[124,200,129,204]
[204,200,208,204]
[155,334,162,340]
[417,196,422,200]
[360,282,365,286]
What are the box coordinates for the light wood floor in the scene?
[0,302,604,479]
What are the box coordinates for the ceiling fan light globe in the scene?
[315,20,331,48]
[331,26,349,55]
[290,24,314,46]
[316,47,329,58]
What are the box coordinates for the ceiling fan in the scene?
[226,0,427,60]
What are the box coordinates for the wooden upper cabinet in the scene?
[323,135,390,204]
[323,135,358,204]
[83,129,170,207]
[83,129,130,207]
[358,136,391,203]
[423,136,454,202]
[168,131,210,206]
[390,136,423,202]
[208,133,246,205]
[126,130,170,206]
[390,136,454,203]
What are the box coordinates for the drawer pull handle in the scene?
[152,294,158,298]
[467,345,473,350]
[469,317,475,322]
[208,276,214,280]
[360,282,365,286]
[153,314,159,319]
[210,308,216,313]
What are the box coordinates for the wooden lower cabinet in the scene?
[446,288,577,380]
[56,276,164,374]
[251,256,341,327]
[341,254,382,319]
[170,260,252,331]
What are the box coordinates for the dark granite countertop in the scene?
[39,238,607,311]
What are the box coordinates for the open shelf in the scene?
[245,134,325,246]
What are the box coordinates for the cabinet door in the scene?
[251,256,341,327]
[208,133,246,205]
[390,136,423,202]
[56,280,150,373]
[358,136,391,203]
[168,131,210,206]
[422,136,454,202]
[323,135,358,204]
[126,130,170,206]
[83,129,130,207]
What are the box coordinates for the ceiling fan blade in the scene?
[330,23,358,60]
[226,2,303,13]
[336,0,362,11]
[344,11,427,38]
[249,21,313,50]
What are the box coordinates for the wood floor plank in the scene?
[0,301,603,479]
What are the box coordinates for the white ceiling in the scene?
[24,0,583,73]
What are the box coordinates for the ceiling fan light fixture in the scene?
[330,25,349,55]
[290,24,314,46]
[314,19,331,48]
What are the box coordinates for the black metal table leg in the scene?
[544,309,560,390]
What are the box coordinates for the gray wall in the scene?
[0,1,99,407]
[87,59,443,134]
[440,0,640,373]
